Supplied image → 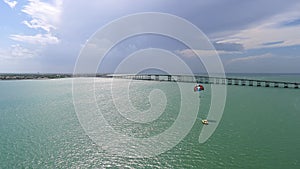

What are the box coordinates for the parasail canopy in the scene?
[194,84,204,92]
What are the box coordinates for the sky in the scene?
[1,0,300,73]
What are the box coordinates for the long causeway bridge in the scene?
[110,74,300,89]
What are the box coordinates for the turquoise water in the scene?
[0,75,300,168]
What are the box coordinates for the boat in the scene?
[201,119,208,125]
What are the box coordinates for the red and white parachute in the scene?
[194,84,204,92]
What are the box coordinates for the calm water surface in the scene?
[0,75,299,168]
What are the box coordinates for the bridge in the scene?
[110,74,300,89]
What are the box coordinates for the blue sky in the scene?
[1,0,300,73]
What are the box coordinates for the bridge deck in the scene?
[111,74,300,89]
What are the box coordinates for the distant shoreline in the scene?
[0,74,73,80]
[0,73,113,80]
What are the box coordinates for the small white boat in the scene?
[201,119,209,125]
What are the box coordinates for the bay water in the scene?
[0,75,299,168]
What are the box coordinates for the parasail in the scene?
[194,84,204,92]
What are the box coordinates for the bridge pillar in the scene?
[204,77,209,84]
[234,79,239,85]
[168,75,171,81]
[274,82,279,88]
[249,80,253,86]
[177,75,181,82]
[257,81,261,87]
[199,77,204,83]
[265,82,270,87]
[195,77,199,83]
[284,83,288,88]
[241,80,246,86]
[222,78,225,85]
[215,78,220,84]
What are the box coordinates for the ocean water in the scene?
[0,75,300,168]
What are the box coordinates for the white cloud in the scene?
[10,44,36,58]
[0,45,41,73]
[10,33,60,45]
[175,49,217,58]
[175,48,241,58]
[0,44,37,60]
[10,0,62,45]
[22,19,56,33]
[215,5,300,50]
[21,0,62,32]
[228,53,273,64]
[3,0,17,8]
